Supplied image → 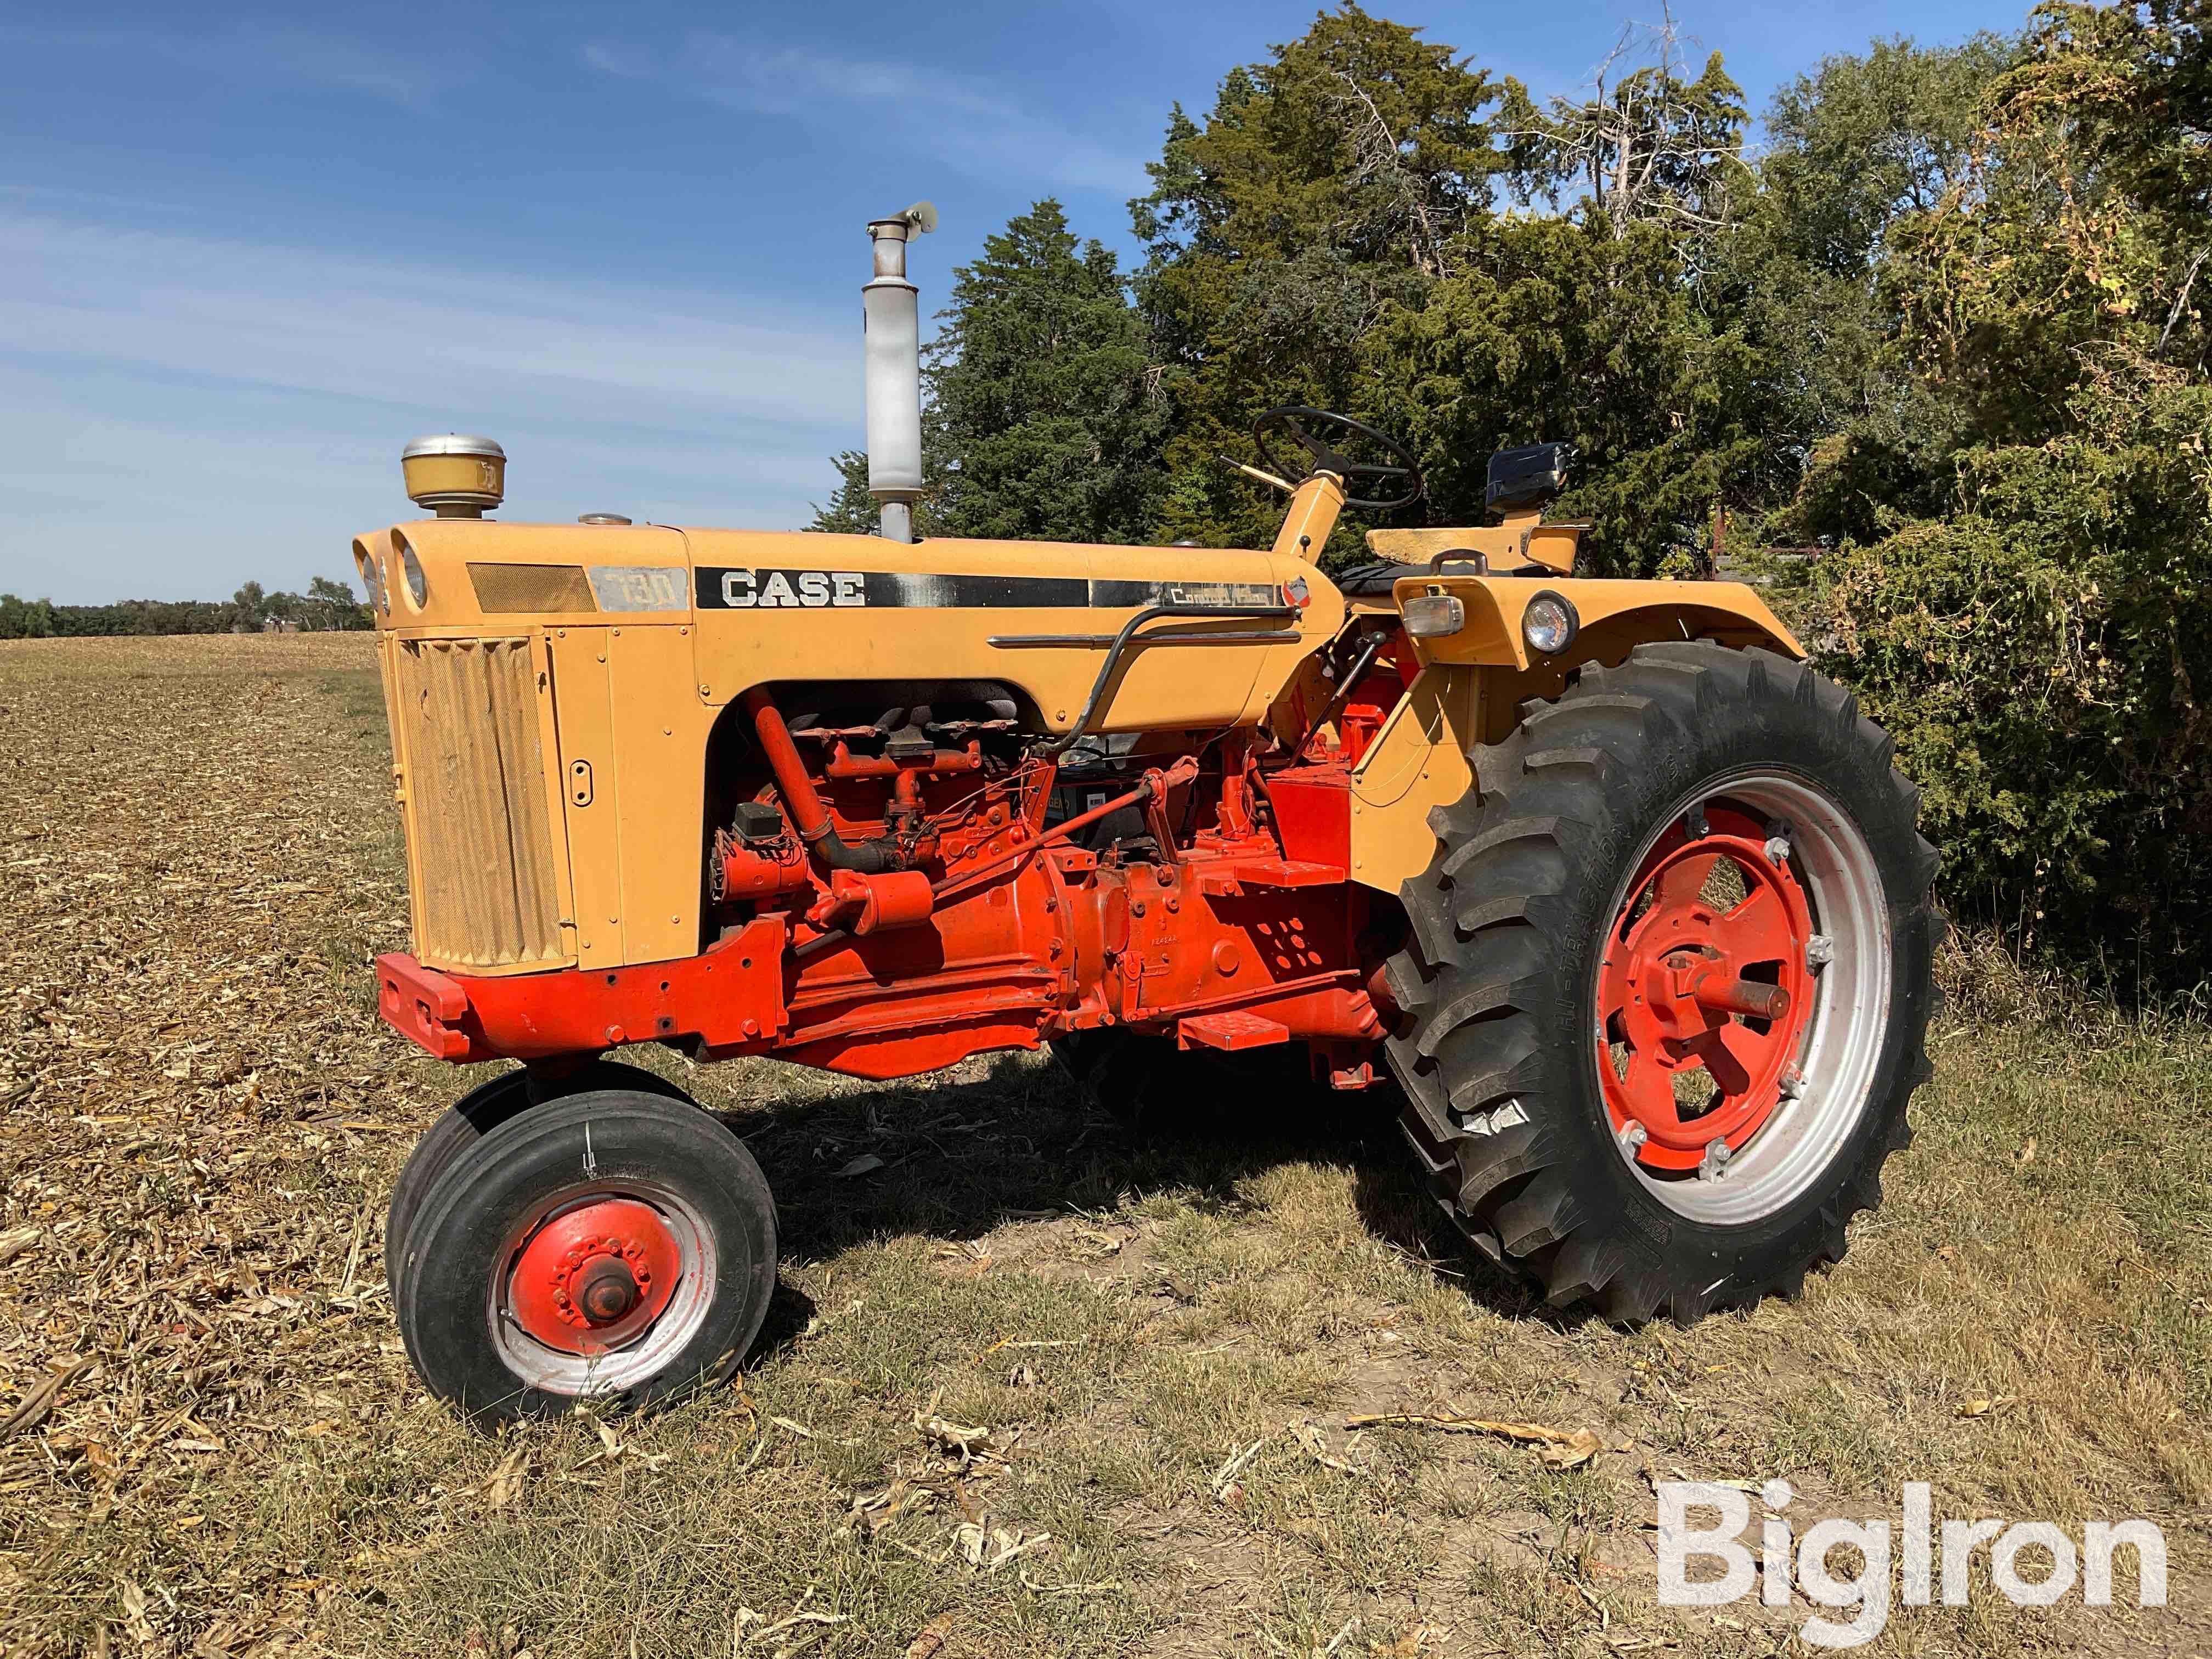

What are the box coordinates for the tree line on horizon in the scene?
[0,578,371,640]
[813,1,2212,987]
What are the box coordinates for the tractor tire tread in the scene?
[1385,641,1939,1325]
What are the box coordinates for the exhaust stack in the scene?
[862,202,935,542]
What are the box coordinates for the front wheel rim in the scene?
[489,1178,718,1396]
[1594,771,1892,1225]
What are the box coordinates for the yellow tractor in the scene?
[364,205,1938,1422]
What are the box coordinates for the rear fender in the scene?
[1335,577,1804,895]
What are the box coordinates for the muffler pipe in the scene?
[863,202,934,542]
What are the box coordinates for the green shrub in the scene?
[1802,360,2212,985]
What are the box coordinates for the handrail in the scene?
[1035,601,1296,760]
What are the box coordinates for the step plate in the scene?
[1178,1009,1293,1051]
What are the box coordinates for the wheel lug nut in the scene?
[1697,1138,1732,1180]
[1764,833,1793,865]
[1805,934,1833,968]
[1620,1121,1649,1153]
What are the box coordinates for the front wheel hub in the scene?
[575,1255,641,1323]
[505,1196,681,1356]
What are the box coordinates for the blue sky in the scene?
[2,2,2025,604]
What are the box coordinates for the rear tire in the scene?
[383,1060,686,1307]
[1383,643,1939,1324]
[396,1090,778,1423]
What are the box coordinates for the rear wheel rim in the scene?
[1594,771,1891,1224]
[489,1178,717,1396]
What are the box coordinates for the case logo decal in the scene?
[714,569,868,608]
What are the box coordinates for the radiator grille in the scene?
[393,637,566,970]
[467,562,596,613]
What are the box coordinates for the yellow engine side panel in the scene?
[547,628,625,970]
[679,528,1341,732]
[542,623,715,970]
[607,623,713,966]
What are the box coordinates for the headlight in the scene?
[1401,595,1465,638]
[398,538,430,608]
[1522,590,1579,656]
[356,546,385,613]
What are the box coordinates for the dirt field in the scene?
[1,633,2206,1658]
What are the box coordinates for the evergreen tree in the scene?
[926,200,1166,544]
[1370,213,1769,576]
[1131,4,1504,550]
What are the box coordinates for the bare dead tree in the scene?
[1328,71,1447,279]
[1502,3,1747,238]
[2157,246,2208,359]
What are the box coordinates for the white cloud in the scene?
[0,210,855,426]
[580,35,1146,195]
[0,208,866,602]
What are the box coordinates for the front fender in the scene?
[1392,575,1802,670]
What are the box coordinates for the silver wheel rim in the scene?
[1596,771,1892,1225]
[488,1178,718,1397]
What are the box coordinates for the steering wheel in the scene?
[1251,406,1424,512]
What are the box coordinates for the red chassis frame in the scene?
[378,752,1392,1086]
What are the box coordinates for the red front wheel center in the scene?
[1596,802,1818,1172]
[505,1196,683,1356]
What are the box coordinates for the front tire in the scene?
[383,1059,686,1307]
[1384,643,1939,1323]
[395,1090,778,1423]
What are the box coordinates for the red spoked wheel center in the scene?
[1598,803,1816,1173]
[505,1196,683,1356]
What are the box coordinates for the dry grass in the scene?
[0,633,2205,1658]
